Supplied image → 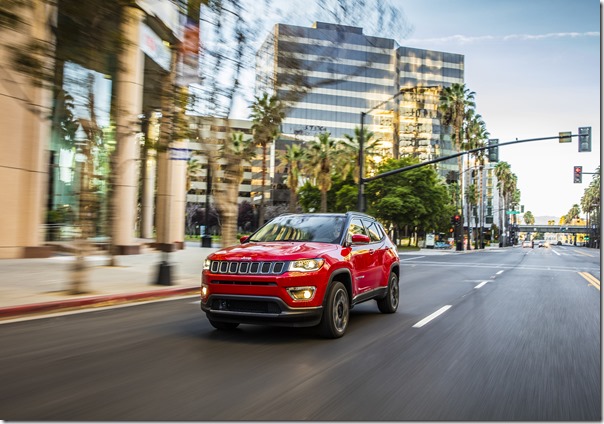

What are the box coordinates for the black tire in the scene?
[377,271,399,314]
[208,319,240,330]
[318,281,349,338]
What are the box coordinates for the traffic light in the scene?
[488,139,499,162]
[578,127,591,152]
[573,166,582,183]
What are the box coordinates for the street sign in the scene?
[558,131,572,143]
[506,210,520,215]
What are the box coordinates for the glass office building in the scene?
[255,22,465,176]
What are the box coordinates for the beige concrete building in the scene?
[0,1,194,258]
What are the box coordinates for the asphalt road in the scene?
[0,245,600,420]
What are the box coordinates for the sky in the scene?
[228,0,601,221]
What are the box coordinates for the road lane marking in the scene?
[413,305,452,328]
[474,281,489,289]
[575,250,595,257]
[496,270,504,275]
[552,249,561,256]
[399,256,425,261]
[579,272,600,290]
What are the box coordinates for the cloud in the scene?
[406,31,599,45]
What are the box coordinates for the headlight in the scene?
[203,259,211,270]
[287,286,316,301]
[288,258,324,272]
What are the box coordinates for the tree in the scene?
[305,132,342,212]
[439,83,476,249]
[249,93,286,225]
[341,126,383,183]
[463,110,489,248]
[439,83,476,205]
[277,143,306,212]
[212,131,257,246]
[297,181,321,213]
[366,157,454,246]
[565,204,581,225]
[523,211,535,225]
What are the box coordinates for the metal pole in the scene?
[201,161,212,247]
[357,112,365,212]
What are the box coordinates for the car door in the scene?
[362,218,388,289]
[347,217,374,295]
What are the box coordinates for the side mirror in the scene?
[351,234,370,244]
[240,235,250,244]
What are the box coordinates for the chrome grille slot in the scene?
[261,262,271,274]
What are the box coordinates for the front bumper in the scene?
[201,294,323,327]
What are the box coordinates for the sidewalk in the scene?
[0,242,217,320]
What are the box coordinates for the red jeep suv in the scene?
[200,212,400,338]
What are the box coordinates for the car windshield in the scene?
[249,215,346,243]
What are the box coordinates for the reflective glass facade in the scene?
[256,22,465,176]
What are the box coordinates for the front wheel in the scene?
[318,281,349,338]
[377,271,399,314]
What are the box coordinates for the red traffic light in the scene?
[573,166,582,183]
[454,214,460,222]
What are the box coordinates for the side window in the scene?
[363,219,383,242]
[348,218,366,237]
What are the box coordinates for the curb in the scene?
[0,286,200,319]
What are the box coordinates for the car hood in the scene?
[209,242,340,261]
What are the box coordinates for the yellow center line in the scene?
[579,272,600,290]
[575,250,595,257]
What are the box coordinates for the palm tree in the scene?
[565,204,581,225]
[341,126,383,183]
[524,211,535,225]
[277,144,306,212]
[186,155,203,193]
[463,111,489,248]
[214,131,257,246]
[249,93,286,226]
[305,132,341,212]
[439,83,476,202]
[439,83,476,249]
[494,161,513,244]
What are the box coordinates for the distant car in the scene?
[537,240,549,248]
[522,240,532,248]
[200,212,400,338]
[557,241,562,246]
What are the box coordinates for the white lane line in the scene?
[400,256,426,261]
[552,249,561,256]
[474,281,489,289]
[412,305,452,328]
[496,270,504,275]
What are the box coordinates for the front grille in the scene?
[211,298,282,314]
[209,260,287,275]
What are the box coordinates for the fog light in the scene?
[201,283,209,299]
[287,286,316,301]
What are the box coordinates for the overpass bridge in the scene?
[516,225,589,234]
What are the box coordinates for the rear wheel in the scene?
[377,271,399,314]
[318,281,349,338]
[208,319,240,330]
